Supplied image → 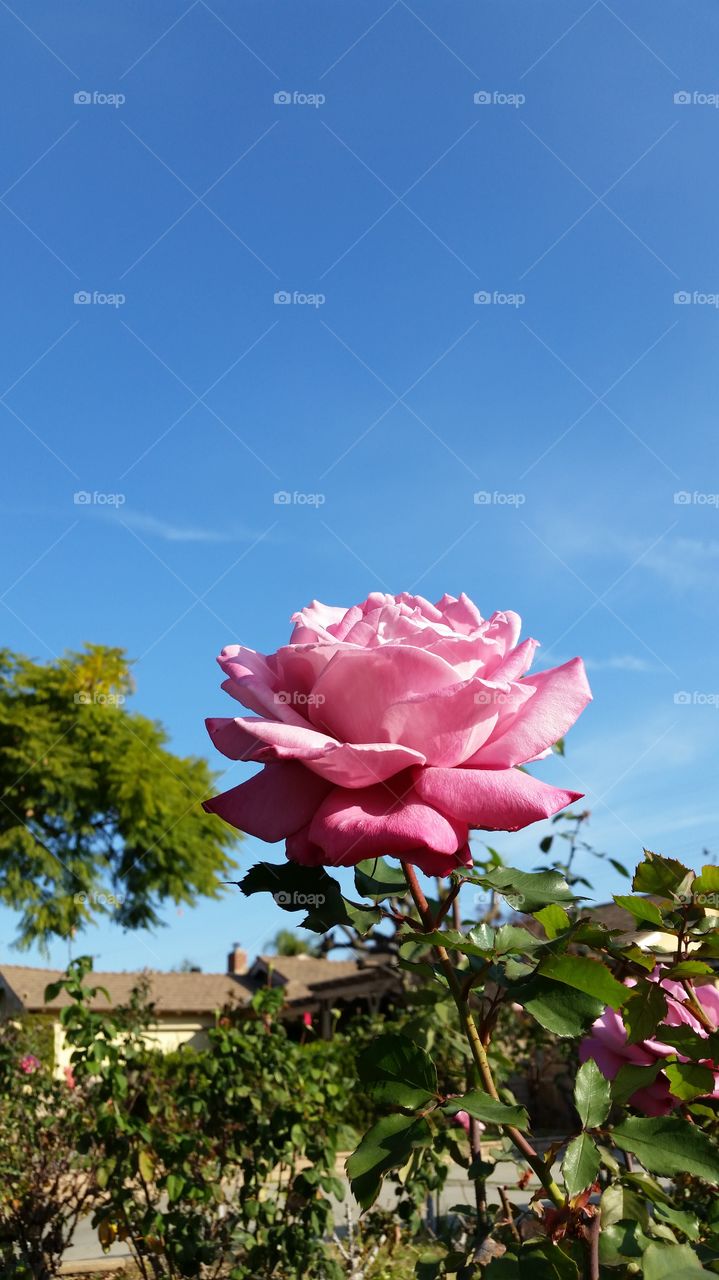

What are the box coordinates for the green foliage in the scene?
[0,645,239,946]
[573,1058,611,1129]
[0,1022,98,1278]
[49,958,354,1279]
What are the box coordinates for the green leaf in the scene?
[239,861,380,935]
[346,1113,432,1209]
[654,1204,701,1241]
[608,858,630,878]
[138,1149,154,1182]
[666,961,714,979]
[612,1115,719,1183]
[533,903,570,939]
[494,924,546,954]
[693,865,719,896]
[518,976,604,1037]
[573,1058,611,1129]
[166,1173,185,1203]
[476,866,575,912]
[633,851,693,901]
[357,1033,437,1110]
[517,1239,580,1278]
[611,1061,663,1106]
[642,1242,713,1279]
[599,1221,652,1265]
[538,955,627,1009]
[665,1061,715,1102]
[623,981,668,1045]
[416,922,543,961]
[600,1183,649,1230]
[443,1091,529,1129]
[613,894,665,927]
[416,926,495,958]
[562,1133,600,1198]
[354,857,407,900]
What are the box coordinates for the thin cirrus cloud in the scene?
[114,509,276,545]
[581,655,658,673]
[539,522,719,595]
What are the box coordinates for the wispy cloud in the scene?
[582,654,658,673]
[114,509,271,544]
[540,520,719,595]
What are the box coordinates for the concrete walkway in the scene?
[61,1160,544,1267]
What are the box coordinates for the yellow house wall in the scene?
[52,1014,215,1075]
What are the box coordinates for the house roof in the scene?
[0,953,397,1018]
[0,965,253,1016]
[252,953,391,1003]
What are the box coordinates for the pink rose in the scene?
[580,971,719,1116]
[302,1011,313,1029]
[204,593,590,876]
[19,1054,41,1074]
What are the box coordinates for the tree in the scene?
[269,927,321,957]
[0,644,239,948]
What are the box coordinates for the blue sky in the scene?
[2,0,718,974]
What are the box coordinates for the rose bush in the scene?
[581,969,719,1115]
[204,592,591,874]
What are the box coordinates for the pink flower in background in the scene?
[19,1054,41,1074]
[204,593,591,875]
[580,970,719,1116]
[64,1065,77,1089]
[451,1110,485,1136]
[302,1011,313,1029]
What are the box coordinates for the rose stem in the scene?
[400,859,565,1209]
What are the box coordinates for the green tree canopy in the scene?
[0,644,239,948]
[269,928,321,957]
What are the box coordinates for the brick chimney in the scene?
[227,943,248,976]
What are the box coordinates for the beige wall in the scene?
[53,1014,214,1075]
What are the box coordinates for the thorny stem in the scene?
[400,861,565,1209]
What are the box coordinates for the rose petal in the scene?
[205,717,425,788]
[203,763,331,842]
[413,765,583,830]
[470,658,592,768]
[308,778,468,867]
